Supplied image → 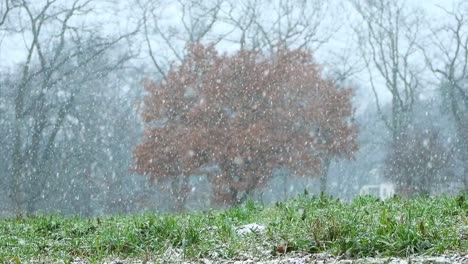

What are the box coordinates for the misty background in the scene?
[0,0,466,217]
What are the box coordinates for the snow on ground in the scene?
[28,253,467,264]
[235,223,267,236]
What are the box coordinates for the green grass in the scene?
[0,194,466,263]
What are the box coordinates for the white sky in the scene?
[0,0,461,112]
[0,0,457,66]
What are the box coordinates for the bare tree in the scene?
[352,0,423,142]
[0,0,18,28]
[0,0,20,52]
[422,3,468,191]
[0,0,9,27]
[222,0,334,53]
[136,0,337,80]
[136,0,225,80]
[220,0,258,50]
[3,0,137,214]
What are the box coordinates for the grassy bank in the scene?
[0,194,466,263]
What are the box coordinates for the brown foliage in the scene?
[134,44,357,206]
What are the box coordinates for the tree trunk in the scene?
[236,188,254,205]
[319,157,331,195]
[12,114,25,215]
[12,104,24,215]
[172,175,190,212]
[461,139,468,193]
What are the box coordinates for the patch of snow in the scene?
[25,252,468,264]
[235,223,266,236]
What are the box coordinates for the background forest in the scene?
[0,0,466,217]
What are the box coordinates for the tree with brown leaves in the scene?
[134,44,357,208]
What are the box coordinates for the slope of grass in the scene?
[0,194,466,263]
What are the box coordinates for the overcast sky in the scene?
[0,0,457,66]
[0,0,461,112]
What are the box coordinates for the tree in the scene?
[421,2,468,192]
[134,44,357,208]
[352,0,423,142]
[134,0,337,80]
[0,0,137,214]
[222,0,334,52]
[0,0,17,28]
[135,0,224,80]
[351,0,430,196]
[385,127,454,196]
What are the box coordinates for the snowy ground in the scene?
[56,253,467,264]
[25,223,468,263]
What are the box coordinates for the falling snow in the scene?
[0,0,464,220]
